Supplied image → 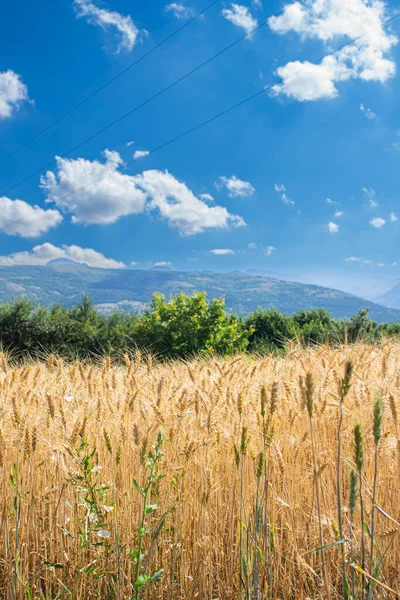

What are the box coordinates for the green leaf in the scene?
[144,504,158,515]
[363,521,372,538]
[134,574,150,587]
[150,569,163,582]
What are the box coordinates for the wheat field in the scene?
[0,343,400,599]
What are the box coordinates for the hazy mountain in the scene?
[0,265,399,322]
[246,268,400,305]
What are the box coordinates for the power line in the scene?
[47,11,400,209]
[0,0,220,165]
[0,7,286,197]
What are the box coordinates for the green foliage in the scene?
[246,307,297,353]
[134,292,249,358]
[130,431,166,600]
[0,294,399,360]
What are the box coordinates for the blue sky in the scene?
[1,0,400,286]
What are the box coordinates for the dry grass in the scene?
[0,343,400,599]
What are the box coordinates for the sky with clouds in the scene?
[1,0,400,276]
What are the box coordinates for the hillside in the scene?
[0,265,399,322]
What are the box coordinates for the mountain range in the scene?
[0,263,400,322]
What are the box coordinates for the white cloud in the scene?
[363,187,378,207]
[274,183,295,205]
[210,248,235,255]
[41,150,245,235]
[199,193,214,202]
[265,245,276,256]
[392,130,400,151]
[370,217,386,228]
[269,0,397,101]
[390,212,398,222]
[377,262,385,267]
[217,175,255,198]
[221,4,258,36]
[73,0,142,53]
[248,242,257,249]
[345,256,373,266]
[0,243,124,269]
[335,210,344,217]
[136,170,245,235]
[165,3,194,19]
[360,103,376,119]
[0,70,30,119]
[327,221,339,233]
[326,197,339,204]
[154,261,171,267]
[133,150,149,160]
[0,197,62,238]
[41,150,147,225]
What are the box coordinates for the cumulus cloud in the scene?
[217,175,255,198]
[165,3,194,19]
[41,150,245,235]
[335,210,344,217]
[154,261,171,267]
[136,170,245,234]
[265,245,276,256]
[41,150,147,225]
[73,0,142,53]
[0,243,124,269]
[269,0,397,101]
[390,212,398,222]
[327,221,339,233]
[210,248,235,255]
[360,103,376,119]
[221,4,258,36]
[0,70,30,119]
[133,150,149,160]
[274,183,295,206]
[326,197,339,204]
[0,197,62,238]
[370,216,386,228]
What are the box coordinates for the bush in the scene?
[246,308,297,353]
[132,292,250,358]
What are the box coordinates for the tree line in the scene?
[0,292,399,360]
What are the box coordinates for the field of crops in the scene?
[0,344,399,599]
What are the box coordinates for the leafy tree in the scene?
[292,308,344,345]
[133,292,250,358]
[246,308,297,353]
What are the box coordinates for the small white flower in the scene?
[103,505,114,512]
[91,466,103,473]
[97,529,111,539]
[64,395,74,402]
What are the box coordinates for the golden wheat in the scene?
[0,343,400,598]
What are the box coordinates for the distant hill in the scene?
[46,258,88,268]
[376,283,400,310]
[0,265,399,322]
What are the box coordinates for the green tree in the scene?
[133,292,250,358]
[246,308,297,353]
